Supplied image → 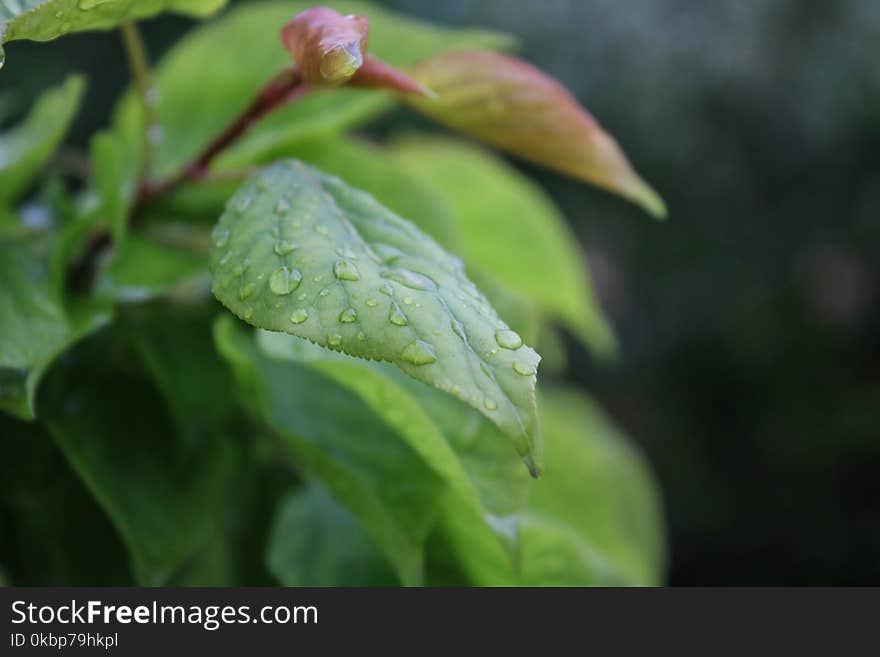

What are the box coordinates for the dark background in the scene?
[2,0,878,584]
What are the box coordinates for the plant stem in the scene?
[137,67,306,204]
[120,22,158,183]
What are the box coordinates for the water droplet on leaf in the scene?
[495,329,523,350]
[328,333,343,347]
[269,266,302,295]
[389,303,408,326]
[513,362,536,376]
[382,268,437,291]
[339,308,358,323]
[334,259,360,281]
[214,229,230,248]
[365,298,378,308]
[274,240,296,256]
[290,309,309,324]
[401,340,437,365]
[483,398,498,410]
[239,282,257,300]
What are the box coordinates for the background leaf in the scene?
[432,388,666,585]
[214,315,447,586]
[0,229,110,420]
[267,483,397,586]
[39,317,236,585]
[0,414,133,585]
[0,74,84,206]
[210,160,542,473]
[95,234,208,302]
[523,389,667,585]
[404,50,666,218]
[392,136,615,357]
[257,329,531,558]
[0,0,226,44]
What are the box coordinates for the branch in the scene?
[138,67,306,204]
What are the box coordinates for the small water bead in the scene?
[232,260,250,277]
[334,259,360,281]
[451,319,466,341]
[319,288,331,297]
[313,274,324,283]
[290,309,309,324]
[401,340,437,365]
[297,292,307,302]
[239,282,257,301]
[374,246,403,265]
[483,398,498,411]
[389,303,408,327]
[269,266,302,295]
[213,229,230,248]
[379,283,394,297]
[274,240,296,256]
[403,296,414,305]
[480,363,493,379]
[232,195,252,213]
[339,308,358,323]
[513,362,536,376]
[356,331,367,341]
[336,245,358,259]
[365,298,378,308]
[274,198,292,214]
[382,268,437,291]
[328,333,343,347]
[495,329,523,350]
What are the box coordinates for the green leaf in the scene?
[0,0,226,44]
[391,137,615,357]
[112,0,514,178]
[210,160,543,474]
[0,230,110,420]
[39,318,236,585]
[256,329,531,557]
[0,74,84,206]
[0,414,133,585]
[267,483,397,586]
[525,389,666,585]
[438,387,667,585]
[214,315,446,586]
[95,234,207,302]
[288,137,460,251]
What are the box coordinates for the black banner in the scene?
[1,587,876,653]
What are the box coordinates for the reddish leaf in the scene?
[280,7,369,84]
[404,50,666,218]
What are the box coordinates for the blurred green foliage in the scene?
[0,0,665,586]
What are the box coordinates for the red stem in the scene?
[137,66,307,204]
